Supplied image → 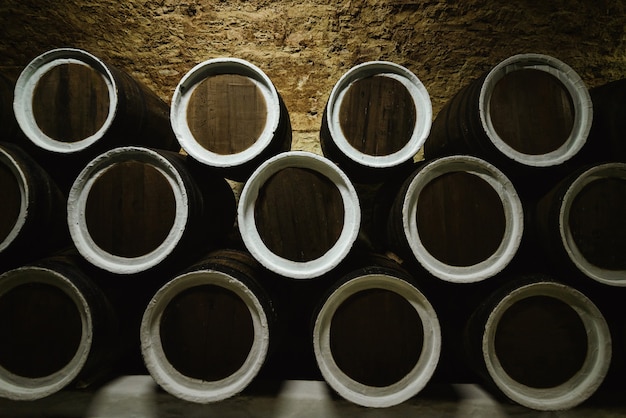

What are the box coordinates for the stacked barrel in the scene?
[0,48,624,412]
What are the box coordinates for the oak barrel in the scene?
[425,54,592,182]
[320,61,432,182]
[385,155,523,283]
[534,162,626,286]
[171,58,292,181]
[464,276,611,410]
[0,254,118,400]
[13,48,178,191]
[238,151,360,279]
[0,141,68,269]
[140,249,275,403]
[67,146,236,275]
[312,253,441,407]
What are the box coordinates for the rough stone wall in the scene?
[1,0,625,153]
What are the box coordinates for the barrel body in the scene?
[0,142,69,269]
[312,253,441,407]
[464,275,611,410]
[534,162,626,286]
[386,155,523,283]
[320,61,432,183]
[13,48,178,192]
[425,54,592,190]
[238,151,360,279]
[0,69,24,142]
[141,249,276,403]
[67,146,236,276]
[171,58,292,182]
[0,254,118,400]
[580,78,626,163]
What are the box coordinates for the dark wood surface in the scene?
[32,63,110,143]
[489,68,574,155]
[159,284,254,381]
[186,74,267,155]
[339,75,416,156]
[329,288,424,387]
[494,295,588,388]
[0,282,82,378]
[416,171,506,267]
[85,160,177,258]
[254,167,345,262]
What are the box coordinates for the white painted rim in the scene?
[171,57,281,168]
[67,146,189,275]
[482,281,612,411]
[479,53,592,167]
[401,155,524,283]
[238,151,360,279]
[325,61,432,168]
[313,273,441,408]
[140,269,270,403]
[13,48,118,153]
[0,146,28,252]
[0,266,93,401]
[559,162,626,286]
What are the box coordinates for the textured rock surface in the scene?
[0,0,625,153]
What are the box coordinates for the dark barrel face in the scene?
[0,282,83,378]
[159,284,254,381]
[339,75,417,156]
[569,177,626,271]
[32,63,110,143]
[85,160,177,258]
[416,171,506,266]
[0,161,21,244]
[494,295,588,388]
[329,288,424,387]
[254,167,345,262]
[489,68,575,155]
[186,74,268,155]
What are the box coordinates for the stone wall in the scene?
[1,0,625,153]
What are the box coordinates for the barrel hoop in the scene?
[325,61,432,168]
[171,57,281,168]
[312,273,441,408]
[67,146,189,275]
[140,269,270,403]
[0,266,92,400]
[481,281,611,410]
[401,155,523,283]
[558,162,626,285]
[238,151,360,279]
[13,48,118,153]
[479,53,592,167]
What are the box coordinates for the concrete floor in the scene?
[1,376,626,417]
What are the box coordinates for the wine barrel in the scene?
[386,155,523,283]
[140,249,276,403]
[464,276,611,411]
[13,48,178,192]
[238,151,360,279]
[320,61,432,183]
[67,146,236,275]
[0,141,68,269]
[0,254,118,400]
[171,57,292,181]
[425,53,592,183]
[534,162,626,286]
[312,253,441,408]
